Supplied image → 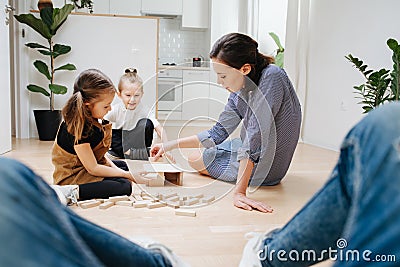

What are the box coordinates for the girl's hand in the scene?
[125,171,149,184]
[150,143,165,160]
[233,192,273,213]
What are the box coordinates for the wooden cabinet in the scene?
[181,70,210,121]
[182,0,209,28]
[141,0,182,15]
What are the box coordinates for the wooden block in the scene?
[147,202,166,209]
[161,192,178,200]
[148,179,165,187]
[133,194,144,201]
[149,156,167,163]
[144,173,165,179]
[175,209,196,217]
[77,199,99,208]
[115,200,134,207]
[80,200,101,209]
[108,195,130,202]
[165,172,183,186]
[133,201,151,208]
[184,198,200,206]
[201,195,215,203]
[99,201,114,209]
[146,172,165,187]
[166,195,179,202]
[189,193,204,199]
[166,201,180,209]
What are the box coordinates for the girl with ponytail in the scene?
[151,33,302,213]
[51,69,148,205]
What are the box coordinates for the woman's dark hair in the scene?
[210,33,274,85]
[62,69,115,144]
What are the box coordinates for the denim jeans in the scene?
[0,158,171,267]
[260,103,400,266]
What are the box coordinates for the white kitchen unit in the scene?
[92,0,110,14]
[141,0,182,15]
[110,0,141,16]
[181,70,210,121]
[157,69,183,120]
[80,0,141,16]
[182,0,209,28]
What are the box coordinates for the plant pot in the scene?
[33,110,62,141]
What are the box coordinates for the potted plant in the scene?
[269,32,285,68]
[345,38,400,113]
[14,4,76,140]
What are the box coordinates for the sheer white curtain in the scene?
[285,0,311,141]
[245,0,259,39]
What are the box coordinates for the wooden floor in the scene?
[4,138,338,267]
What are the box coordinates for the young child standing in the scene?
[105,68,170,160]
[51,69,148,205]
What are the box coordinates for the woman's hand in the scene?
[233,192,273,213]
[164,152,176,164]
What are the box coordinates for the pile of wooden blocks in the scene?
[76,192,216,217]
[144,157,183,187]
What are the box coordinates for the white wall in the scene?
[301,0,400,150]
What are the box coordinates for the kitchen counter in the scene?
[158,65,210,71]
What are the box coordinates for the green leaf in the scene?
[49,84,68,95]
[27,84,50,97]
[38,49,53,56]
[51,4,74,34]
[40,7,53,28]
[25,43,49,50]
[14,13,52,39]
[387,38,399,51]
[54,63,77,71]
[269,32,284,50]
[33,60,51,80]
[53,44,71,58]
[275,53,284,68]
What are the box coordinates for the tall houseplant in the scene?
[14,4,76,140]
[345,38,400,113]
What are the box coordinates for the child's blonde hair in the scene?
[118,68,143,93]
[62,69,115,144]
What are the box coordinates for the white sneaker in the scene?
[239,232,266,267]
[128,236,190,267]
[51,185,79,206]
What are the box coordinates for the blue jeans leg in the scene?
[333,103,400,266]
[260,103,400,266]
[0,158,170,267]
